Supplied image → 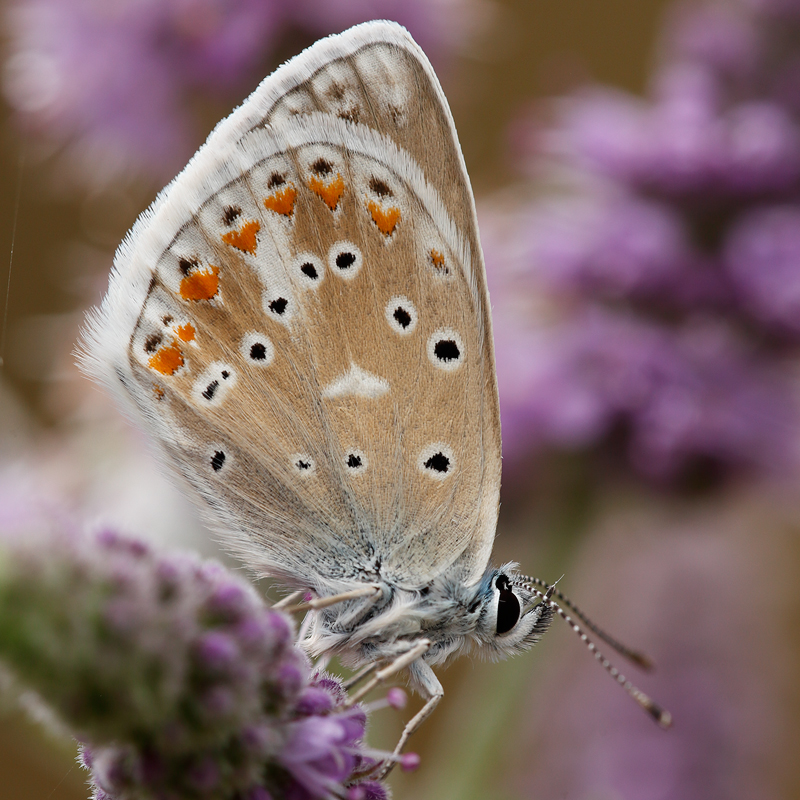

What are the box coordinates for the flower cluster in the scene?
[487,0,800,482]
[1,0,484,183]
[0,510,388,800]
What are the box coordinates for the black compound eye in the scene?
[496,575,521,635]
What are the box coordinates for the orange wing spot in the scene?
[148,340,184,375]
[180,265,220,301]
[263,185,297,216]
[308,173,344,211]
[367,200,401,236]
[430,249,445,269]
[221,219,260,254]
[175,323,195,342]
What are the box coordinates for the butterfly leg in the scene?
[343,662,378,690]
[346,639,431,705]
[377,659,443,778]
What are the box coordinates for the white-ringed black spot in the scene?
[268,172,285,188]
[202,381,219,401]
[435,340,459,361]
[210,450,226,472]
[384,295,418,335]
[240,332,274,366]
[294,253,324,288]
[269,297,288,315]
[344,449,367,475]
[424,452,450,473]
[328,241,363,281]
[337,252,355,270]
[427,328,464,372]
[417,443,455,481]
[290,453,316,477]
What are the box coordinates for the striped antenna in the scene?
[519,579,672,728]
[519,575,653,670]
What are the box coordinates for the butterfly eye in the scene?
[427,328,464,372]
[385,296,418,335]
[495,575,521,635]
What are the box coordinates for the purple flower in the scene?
[3,0,285,180]
[488,0,800,483]
[724,205,800,336]
[0,506,387,799]
[2,0,482,182]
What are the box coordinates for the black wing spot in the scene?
[347,453,362,469]
[393,306,412,329]
[434,339,460,362]
[223,205,241,225]
[144,333,163,353]
[249,342,267,360]
[296,459,311,470]
[424,452,450,474]
[301,262,318,279]
[178,257,197,276]
[369,176,393,197]
[267,172,285,188]
[210,450,226,472]
[311,158,333,176]
[336,252,356,271]
[269,298,288,315]
[202,380,219,401]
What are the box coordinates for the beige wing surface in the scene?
[82,22,501,591]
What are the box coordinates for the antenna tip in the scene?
[647,701,673,729]
[634,689,672,728]
[629,651,655,671]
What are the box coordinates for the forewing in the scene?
[82,22,501,590]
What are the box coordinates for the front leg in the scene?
[378,659,443,779]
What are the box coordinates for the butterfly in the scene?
[81,19,669,768]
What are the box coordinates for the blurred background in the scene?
[2,0,800,798]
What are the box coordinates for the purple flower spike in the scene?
[488,0,800,484]
[2,0,480,182]
[0,514,387,799]
[725,206,800,336]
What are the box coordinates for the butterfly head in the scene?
[468,564,555,660]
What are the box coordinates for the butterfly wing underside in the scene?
[83,22,501,592]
